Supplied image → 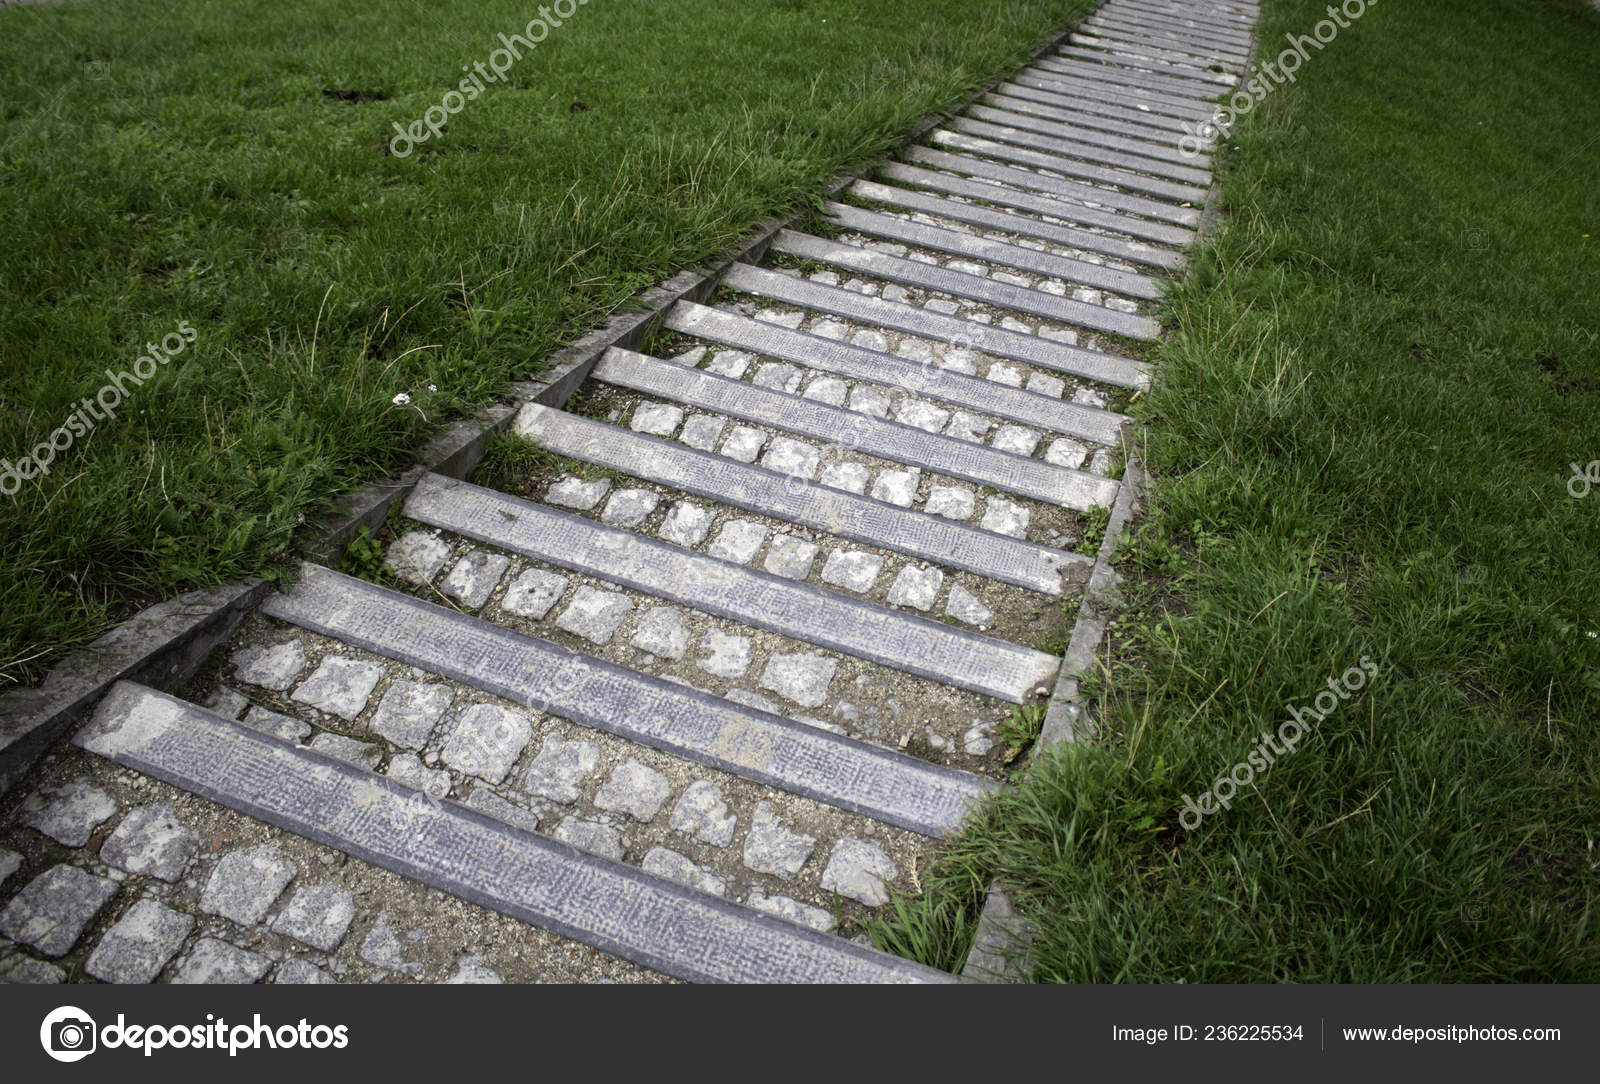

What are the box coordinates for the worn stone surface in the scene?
[172,938,271,984]
[385,532,451,586]
[887,565,944,611]
[752,362,803,393]
[201,845,297,925]
[272,884,358,951]
[720,426,767,463]
[440,704,531,784]
[86,899,193,983]
[232,639,307,691]
[870,469,920,507]
[802,376,849,406]
[762,437,821,480]
[100,803,197,882]
[820,837,899,906]
[759,652,838,708]
[679,414,727,451]
[945,410,992,443]
[848,385,891,418]
[369,680,454,749]
[204,686,249,719]
[763,535,818,580]
[821,549,884,593]
[668,781,737,847]
[387,753,451,797]
[0,953,64,984]
[443,955,503,984]
[0,847,20,886]
[820,461,871,494]
[241,706,312,743]
[630,606,689,660]
[274,959,336,985]
[658,501,712,547]
[697,631,752,679]
[746,890,834,932]
[992,424,1041,456]
[601,488,662,528]
[0,864,118,957]
[980,498,1030,538]
[292,656,384,720]
[641,848,726,896]
[24,778,117,847]
[895,399,951,434]
[1044,438,1088,469]
[631,402,684,437]
[555,585,634,644]
[925,485,976,520]
[945,584,995,627]
[705,349,752,378]
[523,735,600,804]
[547,475,611,510]
[594,759,673,822]
[359,912,422,976]
[552,817,625,862]
[742,802,815,878]
[501,568,569,619]
[708,519,767,564]
[309,733,382,771]
[439,550,511,610]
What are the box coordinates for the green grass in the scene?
[871,0,1600,981]
[0,0,1095,688]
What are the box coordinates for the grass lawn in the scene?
[873,0,1600,981]
[0,0,1093,688]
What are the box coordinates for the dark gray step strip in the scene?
[594,346,1120,510]
[886,156,1195,248]
[1095,9,1253,51]
[1068,30,1243,73]
[928,130,1207,211]
[1031,54,1232,100]
[1014,69,1219,121]
[995,80,1197,136]
[1055,44,1235,86]
[407,469,1065,702]
[851,174,1184,272]
[264,563,996,837]
[719,262,1152,389]
[666,301,1130,443]
[1082,20,1251,64]
[971,98,1210,170]
[514,403,1090,595]
[770,229,1162,340]
[823,197,1162,298]
[1121,0,1258,22]
[955,110,1210,186]
[78,682,955,984]
[982,91,1207,157]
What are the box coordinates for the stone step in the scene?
[1055,44,1236,86]
[718,262,1151,388]
[882,157,1195,248]
[512,403,1090,595]
[1013,69,1219,122]
[1093,9,1254,52]
[1031,54,1233,101]
[926,130,1207,213]
[983,90,1208,158]
[261,563,995,837]
[849,176,1184,272]
[1082,19,1252,65]
[1121,0,1258,27]
[970,98,1210,170]
[769,229,1162,340]
[955,109,1211,186]
[821,199,1163,299]
[404,469,1065,703]
[593,346,1119,510]
[994,80,1198,137]
[1068,31,1244,75]
[75,682,955,983]
[665,300,1131,443]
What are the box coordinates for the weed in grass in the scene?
[998,702,1047,765]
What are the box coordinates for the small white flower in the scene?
[392,392,411,406]
[426,384,437,393]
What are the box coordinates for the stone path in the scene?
[0,0,1255,984]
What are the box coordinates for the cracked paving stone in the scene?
[601,488,662,528]
[820,837,898,907]
[801,376,848,406]
[760,652,838,707]
[819,461,870,494]
[100,804,198,882]
[291,656,384,720]
[630,402,684,436]
[746,890,835,932]
[708,519,767,564]
[555,585,634,644]
[679,414,727,451]
[658,501,712,547]
[232,639,307,692]
[742,802,815,878]
[241,706,312,743]
[669,780,738,847]
[439,550,511,610]
[720,426,767,463]
[309,733,382,771]
[387,753,451,797]
[594,759,673,822]
[173,939,271,984]
[641,848,726,896]
[523,734,600,804]
[894,399,950,434]
[370,680,454,749]
[752,362,803,392]
[440,704,531,784]
[271,884,358,951]
[0,865,118,957]
[384,532,451,586]
[552,817,624,862]
[763,535,818,580]
[444,956,503,984]
[1044,438,1088,469]
[360,913,422,976]
[274,959,336,985]
[24,778,117,847]
[980,498,1030,538]
[696,630,752,679]
[945,584,994,627]
[925,485,975,521]
[821,549,884,592]
[501,568,569,619]
[992,425,1041,456]
[870,469,920,507]
[201,845,296,926]
[887,565,943,611]
[86,899,193,984]
[547,475,611,510]
[762,437,821,480]
[630,605,690,659]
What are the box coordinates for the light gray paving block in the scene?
[444,956,503,984]
[547,475,611,510]
[501,568,569,619]
[659,501,713,547]
[716,265,1148,392]
[954,109,1211,188]
[0,864,118,957]
[667,302,1129,447]
[292,656,384,720]
[630,402,684,436]
[465,787,541,833]
[720,425,767,463]
[680,414,727,451]
[0,954,64,984]
[204,686,250,719]
[802,375,849,406]
[927,128,1206,209]
[24,778,117,847]
[310,732,382,770]
[771,230,1161,341]
[631,606,690,659]
[556,585,634,645]
[820,549,884,593]
[360,912,422,976]
[232,639,307,692]
[894,398,950,434]
[926,485,976,520]
[242,705,312,743]
[440,703,531,784]
[274,959,336,984]
[387,753,452,797]
[981,498,1031,538]
[752,362,803,392]
[553,817,625,862]
[705,349,753,378]
[821,461,871,494]
[385,532,451,586]
[524,734,601,804]
[762,436,821,480]
[601,488,662,528]
[742,802,815,878]
[0,847,20,886]
[763,535,818,580]
[746,890,834,932]
[759,652,838,708]
[370,680,454,749]
[100,803,197,882]
[887,566,944,611]
[945,411,992,442]
[820,837,899,907]
[697,630,752,679]
[642,848,726,897]
[992,425,1042,457]
[201,844,296,925]
[1045,438,1090,469]
[670,780,738,847]
[80,684,958,983]
[708,519,768,564]
[262,567,996,836]
[946,585,995,627]
[271,884,358,951]
[870,469,920,508]
[173,938,271,984]
[595,759,673,822]
[848,385,891,418]
[439,550,511,609]
[87,899,193,983]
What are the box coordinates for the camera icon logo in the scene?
[40,1006,98,1063]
